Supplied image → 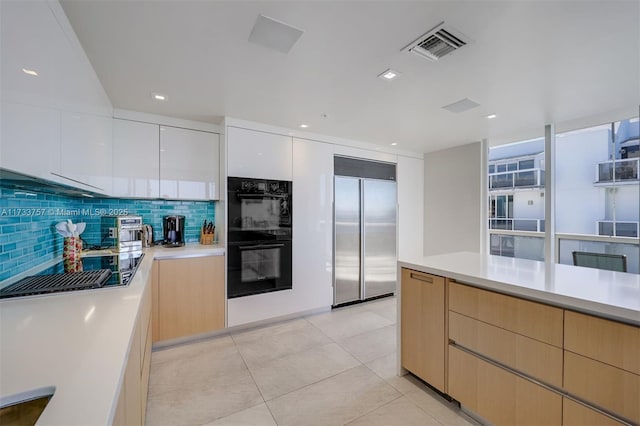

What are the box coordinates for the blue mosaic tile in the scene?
[0,183,216,281]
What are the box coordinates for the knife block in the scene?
[199,231,214,245]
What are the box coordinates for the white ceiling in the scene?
[60,0,640,153]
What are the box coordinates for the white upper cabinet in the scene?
[112,119,160,198]
[160,126,219,200]
[0,0,113,193]
[1,103,61,181]
[59,112,113,194]
[227,127,293,181]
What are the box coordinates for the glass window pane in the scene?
[555,117,639,273]
[519,159,534,170]
[488,137,545,261]
[488,165,495,173]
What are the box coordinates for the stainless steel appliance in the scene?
[0,251,145,299]
[101,215,143,252]
[333,157,397,306]
[141,224,153,247]
[163,215,185,247]
[227,177,292,298]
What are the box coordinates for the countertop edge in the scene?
[399,259,640,327]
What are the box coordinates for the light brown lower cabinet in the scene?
[448,311,563,388]
[562,398,625,426]
[448,345,562,426]
[154,255,225,342]
[564,351,639,424]
[400,268,446,392]
[113,274,152,426]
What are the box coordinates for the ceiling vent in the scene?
[403,22,468,61]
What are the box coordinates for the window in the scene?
[555,117,639,273]
[519,159,534,170]
[488,138,545,261]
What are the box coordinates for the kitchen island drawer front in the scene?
[564,351,639,423]
[562,398,626,426]
[565,310,639,375]
[449,311,563,388]
[449,282,563,347]
[448,346,562,426]
[400,268,446,392]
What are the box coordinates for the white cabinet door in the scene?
[159,126,219,200]
[59,111,113,194]
[227,127,292,181]
[292,138,334,307]
[397,156,424,260]
[1,102,61,180]
[112,119,160,198]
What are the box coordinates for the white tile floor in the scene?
[146,297,479,426]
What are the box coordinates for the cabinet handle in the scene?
[50,172,103,191]
[410,272,433,283]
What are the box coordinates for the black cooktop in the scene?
[0,252,144,299]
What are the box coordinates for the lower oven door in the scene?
[227,240,292,298]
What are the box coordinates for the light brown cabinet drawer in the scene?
[562,398,625,426]
[565,311,639,375]
[448,345,562,426]
[449,311,562,388]
[449,282,563,347]
[564,351,639,424]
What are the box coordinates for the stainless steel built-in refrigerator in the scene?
[333,157,397,306]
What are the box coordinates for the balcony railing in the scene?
[489,218,545,232]
[488,230,640,273]
[596,158,639,183]
[489,169,544,190]
[597,220,639,238]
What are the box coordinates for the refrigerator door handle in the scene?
[359,178,365,301]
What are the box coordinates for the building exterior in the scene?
[488,117,640,273]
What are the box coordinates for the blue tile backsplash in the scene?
[0,185,215,282]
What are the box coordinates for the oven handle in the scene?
[239,243,285,250]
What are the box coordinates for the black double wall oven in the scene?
[227,177,292,298]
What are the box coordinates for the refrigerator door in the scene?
[363,179,397,299]
[334,176,361,305]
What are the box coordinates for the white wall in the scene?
[398,155,424,260]
[424,142,484,255]
[513,191,544,220]
[555,130,607,234]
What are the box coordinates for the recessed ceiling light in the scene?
[299,124,308,128]
[487,114,497,119]
[152,93,167,101]
[378,69,401,81]
[22,68,38,76]
[390,142,398,146]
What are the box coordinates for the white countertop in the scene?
[400,252,640,326]
[0,243,225,425]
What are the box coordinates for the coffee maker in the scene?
[163,215,185,247]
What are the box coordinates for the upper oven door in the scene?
[228,177,292,242]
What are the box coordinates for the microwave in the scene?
[100,215,143,252]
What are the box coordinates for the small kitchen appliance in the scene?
[141,224,154,247]
[163,215,185,247]
[101,215,143,252]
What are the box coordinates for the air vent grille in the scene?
[403,22,468,61]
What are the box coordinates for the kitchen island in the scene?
[0,243,224,426]
[398,252,639,426]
